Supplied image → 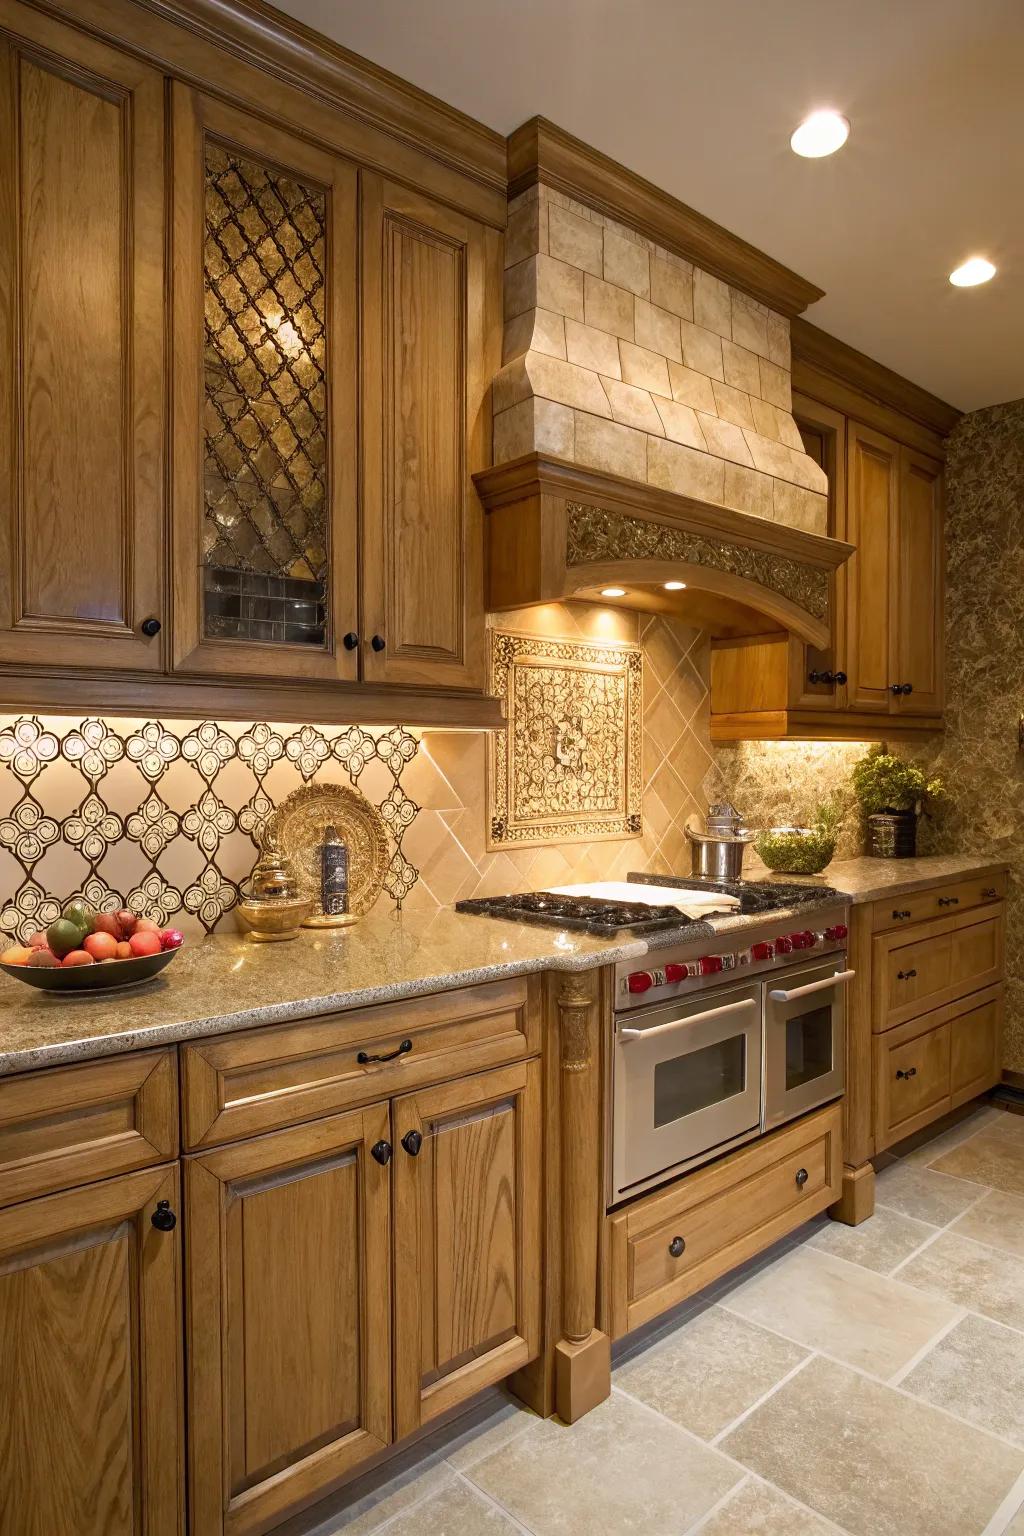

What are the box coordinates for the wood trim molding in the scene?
[709,708,945,743]
[792,318,961,438]
[0,667,505,728]
[507,116,824,317]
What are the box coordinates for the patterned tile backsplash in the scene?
[0,607,722,944]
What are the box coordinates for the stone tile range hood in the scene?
[475,120,853,648]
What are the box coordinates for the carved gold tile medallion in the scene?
[488,630,642,849]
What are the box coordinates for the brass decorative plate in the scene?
[270,783,389,923]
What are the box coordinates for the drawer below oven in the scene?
[606,1102,842,1339]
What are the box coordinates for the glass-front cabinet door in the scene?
[170,84,358,680]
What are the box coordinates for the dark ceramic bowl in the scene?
[0,946,179,994]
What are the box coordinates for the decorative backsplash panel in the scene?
[203,141,330,646]
[488,628,642,847]
[0,610,723,943]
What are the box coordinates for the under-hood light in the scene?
[664,580,687,591]
[600,587,626,597]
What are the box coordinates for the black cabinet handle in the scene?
[151,1199,176,1231]
[937,896,960,907]
[141,617,161,638]
[892,909,911,921]
[370,1140,392,1166]
[668,1235,686,1258]
[902,682,914,695]
[808,669,847,687]
[795,1167,809,1188]
[982,887,998,900]
[896,1066,918,1080]
[357,1037,413,1065]
[896,969,918,980]
[370,634,386,652]
[401,1129,423,1157]
[889,682,914,696]
[343,631,359,650]
[834,670,847,685]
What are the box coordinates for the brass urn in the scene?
[236,827,312,941]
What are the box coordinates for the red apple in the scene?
[160,929,184,951]
[115,909,137,938]
[28,930,50,949]
[62,950,94,967]
[129,931,162,958]
[92,912,120,938]
[135,918,161,935]
[83,931,118,962]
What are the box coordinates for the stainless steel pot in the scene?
[684,802,758,882]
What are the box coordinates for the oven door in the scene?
[612,982,762,1203]
[763,959,853,1131]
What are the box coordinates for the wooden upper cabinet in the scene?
[0,1165,184,1536]
[185,1104,391,1536]
[170,84,359,683]
[845,421,900,713]
[895,447,944,715]
[0,9,164,671]
[391,1059,541,1439]
[792,395,847,712]
[360,175,495,689]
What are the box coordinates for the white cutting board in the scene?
[547,881,740,918]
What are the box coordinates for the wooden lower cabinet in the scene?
[392,1059,542,1439]
[185,1105,392,1536]
[0,1164,184,1536]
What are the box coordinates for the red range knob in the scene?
[627,971,653,993]
[698,954,724,975]
[774,935,793,954]
[824,923,849,941]
[663,963,686,983]
[789,930,815,949]
[751,941,774,961]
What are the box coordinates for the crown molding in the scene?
[792,318,961,437]
[506,116,824,317]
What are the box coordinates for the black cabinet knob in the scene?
[343,631,359,650]
[140,617,161,638]
[834,670,847,685]
[982,887,998,900]
[370,1140,392,1166]
[896,968,918,981]
[896,1066,918,1080]
[370,634,386,652]
[401,1129,423,1157]
[668,1235,686,1258]
[937,895,959,908]
[795,1167,809,1188]
[902,682,914,696]
[892,909,911,920]
[151,1199,176,1231]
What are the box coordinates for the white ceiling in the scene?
[273,0,1024,412]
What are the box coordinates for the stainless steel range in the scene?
[457,876,852,1208]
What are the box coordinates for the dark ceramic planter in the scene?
[867,810,917,859]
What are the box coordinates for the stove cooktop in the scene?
[454,891,691,936]
[627,873,844,913]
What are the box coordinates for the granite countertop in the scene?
[0,853,1006,1076]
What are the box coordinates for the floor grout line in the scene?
[678,1474,752,1536]
[708,1353,815,1445]
[981,1462,1024,1536]
[452,1468,536,1535]
[887,1219,958,1274]
[886,1306,968,1386]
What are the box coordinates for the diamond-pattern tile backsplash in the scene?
[0,610,728,944]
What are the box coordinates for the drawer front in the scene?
[874,908,1004,1031]
[182,976,539,1148]
[874,1018,951,1150]
[607,1103,842,1338]
[872,872,1006,933]
[0,1048,178,1206]
[950,985,1003,1109]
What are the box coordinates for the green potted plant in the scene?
[850,748,944,858]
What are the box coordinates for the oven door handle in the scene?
[768,969,856,1004]
[618,996,758,1041]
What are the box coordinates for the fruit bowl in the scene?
[0,945,179,994]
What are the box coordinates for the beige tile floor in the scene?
[307,1103,1024,1536]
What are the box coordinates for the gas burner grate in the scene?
[455,891,696,936]
[627,873,844,914]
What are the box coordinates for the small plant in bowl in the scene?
[850,748,944,858]
[755,799,842,875]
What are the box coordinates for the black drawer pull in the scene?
[896,1066,918,1080]
[982,887,998,900]
[795,1167,809,1188]
[892,909,911,921]
[937,895,960,907]
[357,1038,413,1065]
[896,969,918,981]
[668,1235,686,1258]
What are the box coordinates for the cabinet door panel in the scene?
[186,1105,390,1536]
[0,12,163,669]
[392,1060,541,1439]
[791,396,847,711]
[171,84,358,682]
[361,175,494,689]
[0,1165,183,1536]
[896,447,944,715]
[845,422,899,712]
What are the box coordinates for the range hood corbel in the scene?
[475,452,853,648]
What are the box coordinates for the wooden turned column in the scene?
[553,972,610,1422]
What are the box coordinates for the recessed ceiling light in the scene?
[790,111,850,159]
[600,587,626,598]
[949,256,996,288]
[663,580,687,591]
